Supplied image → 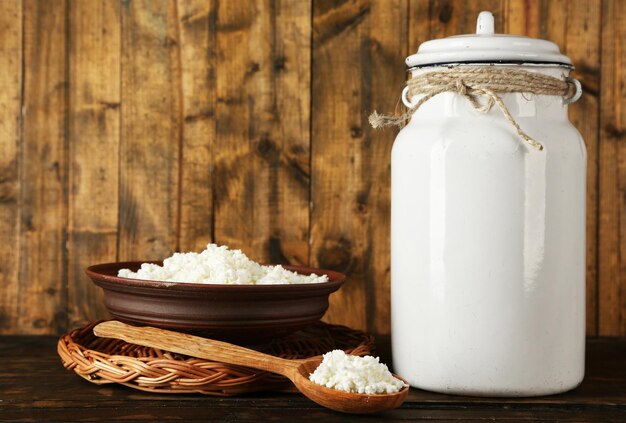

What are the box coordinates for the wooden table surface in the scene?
[1,336,624,422]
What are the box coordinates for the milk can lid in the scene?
[406,11,572,68]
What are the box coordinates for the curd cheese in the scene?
[118,244,328,285]
[309,350,406,394]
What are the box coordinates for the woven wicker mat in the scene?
[58,321,375,396]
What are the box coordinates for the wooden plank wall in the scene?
[0,0,623,336]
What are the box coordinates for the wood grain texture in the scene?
[19,0,68,334]
[176,0,215,252]
[504,0,541,38]
[1,0,625,335]
[599,0,626,336]
[503,0,602,335]
[213,0,311,265]
[0,0,22,334]
[93,320,300,376]
[428,0,503,38]
[213,0,258,255]
[365,0,407,334]
[2,336,626,421]
[312,0,406,332]
[271,0,312,266]
[408,0,430,48]
[562,0,601,336]
[67,0,120,329]
[118,0,180,261]
[312,0,370,330]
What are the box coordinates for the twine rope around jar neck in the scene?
[369,66,582,151]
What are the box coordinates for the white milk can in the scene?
[387,12,586,396]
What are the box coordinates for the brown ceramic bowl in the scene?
[86,261,345,344]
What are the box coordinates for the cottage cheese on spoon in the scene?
[309,350,406,394]
[118,244,328,285]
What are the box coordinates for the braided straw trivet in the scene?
[58,321,375,396]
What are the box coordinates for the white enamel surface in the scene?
[476,11,495,35]
[391,66,586,396]
[406,11,571,68]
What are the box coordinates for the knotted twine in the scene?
[369,66,579,151]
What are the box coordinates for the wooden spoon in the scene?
[94,321,408,414]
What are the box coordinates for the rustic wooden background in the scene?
[0,0,624,336]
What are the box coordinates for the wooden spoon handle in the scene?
[94,321,297,376]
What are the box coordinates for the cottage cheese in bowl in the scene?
[118,244,329,285]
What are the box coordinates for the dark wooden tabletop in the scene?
[1,335,624,422]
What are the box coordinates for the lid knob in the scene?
[476,11,494,35]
